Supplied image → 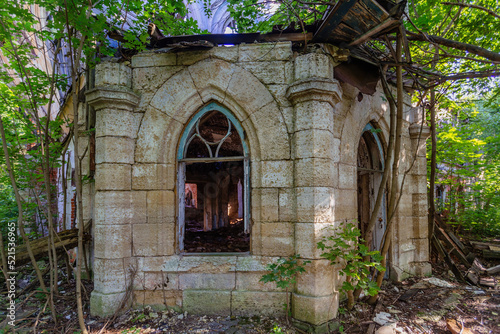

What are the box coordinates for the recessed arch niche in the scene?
[357,123,387,251]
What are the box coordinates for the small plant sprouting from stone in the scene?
[317,222,385,310]
[260,255,310,323]
[270,323,285,333]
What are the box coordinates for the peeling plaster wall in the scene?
[85,42,431,326]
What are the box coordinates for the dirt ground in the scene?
[2,246,499,333]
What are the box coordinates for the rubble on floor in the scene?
[85,307,296,333]
[184,220,250,253]
[336,261,500,334]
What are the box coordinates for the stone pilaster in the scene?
[286,53,343,328]
[86,62,140,316]
[408,122,432,276]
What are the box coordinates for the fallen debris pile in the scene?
[336,273,499,334]
[14,228,90,268]
[433,214,500,291]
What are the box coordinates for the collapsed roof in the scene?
[109,0,409,94]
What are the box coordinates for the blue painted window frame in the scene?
[177,102,251,253]
[362,123,385,169]
[177,102,249,160]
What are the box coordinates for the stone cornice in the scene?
[286,78,343,107]
[409,123,431,139]
[86,85,140,111]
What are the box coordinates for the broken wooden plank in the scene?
[466,252,476,264]
[349,18,399,46]
[471,258,487,274]
[312,0,359,43]
[366,323,376,334]
[259,32,313,42]
[343,2,381,32]
[466,271,479,285]
[471,241,499,250]
[15,228,90,268]
[168,40,215,49]
[435,226,471,267]
[483,249,500,260]
[479,277,498,288]
[358,0,390,21]
[486,264,500,275]
[432,234,466,282]
[434,213,447,230]
[151,31,314,49]
[448,231,470,255]
[446,319,474,334]
[152,33,260,48]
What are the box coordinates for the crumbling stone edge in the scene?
[292,318,341,334]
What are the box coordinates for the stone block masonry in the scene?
[86,42,431,328]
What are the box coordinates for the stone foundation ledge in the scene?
[292,318,341,334]
[390,261,432,281]
[90,291,130,317]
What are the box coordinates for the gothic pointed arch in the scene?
[357,123,387,252]
[177,102,250,253]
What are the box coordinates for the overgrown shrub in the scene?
[457,208,500,237]
[317,222,385,310]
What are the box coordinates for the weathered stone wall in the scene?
[86,42,431,326]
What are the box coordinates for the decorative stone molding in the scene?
[86,85,140,111]
[286,78,343,107]
[409,123,431,139]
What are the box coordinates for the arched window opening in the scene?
[178,103,249,254]
[357,124,386,252]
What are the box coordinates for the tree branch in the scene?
[441,2,500,20]
[405,31,500,62]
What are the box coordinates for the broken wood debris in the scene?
[15,221,91,268]
[446,318,474,334]
[432,233,466,282]
[483,249,500,260]
[435,226,471,266]
[433,214,500,290]
[486,264,500,275]
[165,40,215,50]
[469,241,500,260]
[149,31,313,49]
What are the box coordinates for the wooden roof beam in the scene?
[348,18,399,46]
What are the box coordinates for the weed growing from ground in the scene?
[317,222,385,310]
[260,255,310,323]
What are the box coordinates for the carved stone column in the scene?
[286,53,343,330]
[86,62,141,316]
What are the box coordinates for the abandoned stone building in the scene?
[50,0,432,330]
[81,37,431,327]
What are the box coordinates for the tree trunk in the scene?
[0,115,51,305]
[428,88,437,250]
[62,1,91,331]
[368,28,405,304]
[0,229,9,282]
